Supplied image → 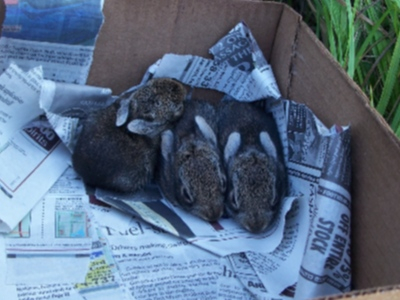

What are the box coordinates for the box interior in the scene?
[88,0,400,290]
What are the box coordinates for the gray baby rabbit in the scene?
[72,78,186,193]
[218,100,286,233]
[158,99,226,222]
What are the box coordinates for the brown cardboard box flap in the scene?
[315,285,400,299]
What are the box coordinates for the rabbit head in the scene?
[116,78,186,137]
[161,116,226,222]
[224,131,282,233]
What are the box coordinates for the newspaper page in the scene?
[244,199,310,298]
[89,200,221,300]
[4,167,92,284]
[0,168,128,300]
[0,235,17,300]
[0,0,104,84]
[217,256,260,300]
[0,232,126,300]
[0,63,70,234]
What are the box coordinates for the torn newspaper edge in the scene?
[0,0,104,84]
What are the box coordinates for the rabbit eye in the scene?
[220,175,227,193]
[268,178,278,207]
[154,98,162,107]
[143,116,155,122]
[269,186,278,207]
[169,83,180,93]
[229,190,240,212]
[181,186,194,206]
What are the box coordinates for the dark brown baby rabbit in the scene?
[158,99,226,222]
[72,78,186,193]
[218,100,286,233]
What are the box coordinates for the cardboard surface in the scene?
[1,0,399,294]
[88,0,283,95]
[315,285,400,299]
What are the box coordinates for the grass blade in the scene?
[355,9,391,67]
[376,31,400,114]
[345,0,359,78]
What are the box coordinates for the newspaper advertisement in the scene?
[0,21,351,299]
[0,0,104,84]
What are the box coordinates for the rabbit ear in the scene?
[259,131,277,159]
[116,99,130,127]
[224,132,241,163]
[195,116,217,146]
[161,130,174,161]
[127,119,163,137]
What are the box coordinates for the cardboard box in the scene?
[88,0,400,296]
[4,0,400,298]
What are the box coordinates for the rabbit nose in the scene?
[244,212,273,233]
[204,206,223,222]
[244,221,267,234]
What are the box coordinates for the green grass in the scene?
[274,0,400,137]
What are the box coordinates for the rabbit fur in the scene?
[158,99,227,222]
[218,100,286,233]
[72,78,186,193]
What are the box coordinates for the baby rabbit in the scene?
[158,99,226,222]
[72,78,186,193]
[218,101,286,233]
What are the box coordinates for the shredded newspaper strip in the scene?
[0,18,351,300]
